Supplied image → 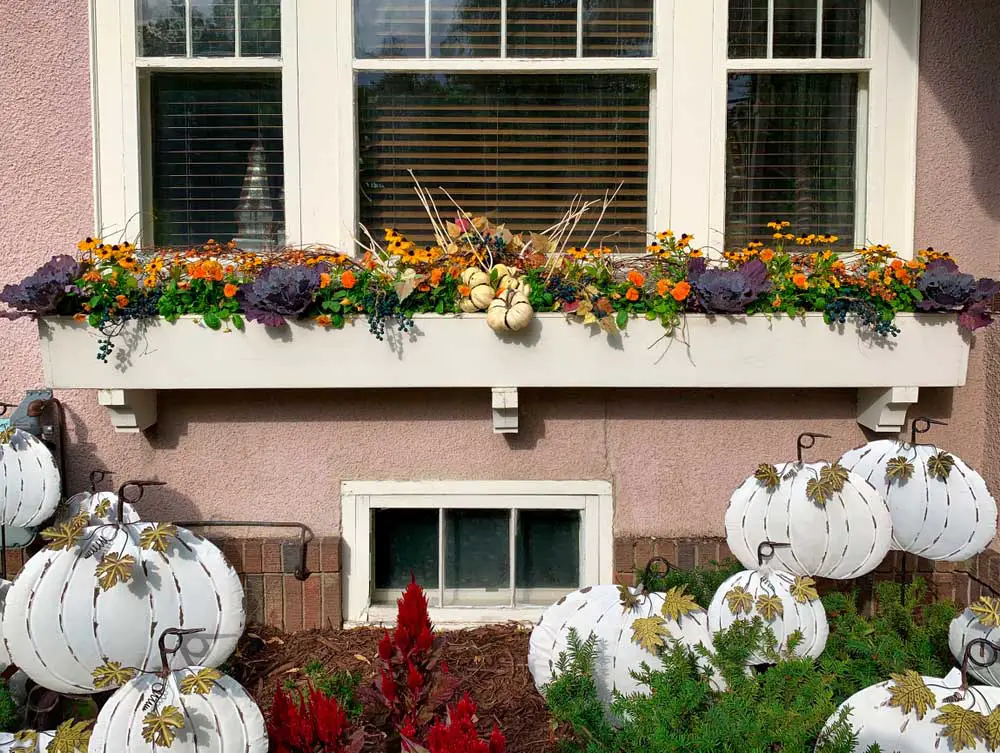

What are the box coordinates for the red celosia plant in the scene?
[405,695,506,753]
[268,682,365,753]
[368,576,458,749]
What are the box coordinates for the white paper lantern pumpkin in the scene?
[826,668,1000,752]
[0,428,60,528]
[529,581,721,710]
[487,290,534,333]
[950,598,1000,686]
[460,268,494,310]
[707,561,828,663]
[839,421,997,562]
[726,433,892,579]
[2,505,244,695]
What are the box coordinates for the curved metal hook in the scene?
[961,638,1000,692]
[641,556,673,585]
[0,402,16,417]
[757,541,791,566]
[911,416,947,446]
[797,433,832,463]
[158,627,205,675]
[116,480,166,523]
[90,469,114,493]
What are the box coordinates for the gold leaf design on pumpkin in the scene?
[755,594,784,621]
[725,586,754,616]
[92,498,111,518]
[789,576,820,604]
[970,597,1000,628]
[618,582,640,612]
[886,456,916,483]
[47,719,93,753]
[0,426,15,445]
[179,667,222,696]
[142,706,185,748]
[806,477,834,505]
[630,616,670,654]
[96,553,135,591]
[660,585,702,621]
[933,704,985,751]
[981,706,1000,751]
[139,523,178,553]
[41,512,88,551]
[887,670,936,720]
[92,660,135,689]
[819,462,850,492]
[754,463,781,492]
[928,451,956,481]
[13,729,38,753]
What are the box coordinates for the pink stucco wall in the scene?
[1,0,997,539]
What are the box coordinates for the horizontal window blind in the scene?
[727,0,866,59]
[431,0,501,57]
[357,73,650,249]
[583,0,654,57]
[508,0,578,57]
[725,73,859,250]
[137,0,281,57]
[149,73,284,249]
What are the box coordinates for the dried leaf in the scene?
[755,594,784,620]
[631,615,670,654]
[394,269,425,302]
[180,667,222,695]
[790,576,820,604]
[96,553,136,591]
[660,585,702,621]
[139,523,178,553]
[887,670,936,720]
[819,462,850,492]
[933,704,984,751]
[928,451,956,481]
[806,477,834,505]
[92,660,135,689]
[598,315,618,335]
[886,455,916,483]
[446,222,463,240]
[618,582,640,612]
[754,463,781,492]
[582,313,598,325]
[529,233,553,254]
[981,706,1000,750]
[725,586,754,616]
[575,299,594,318]
[971,597,1000,628]
[142,706,185,747]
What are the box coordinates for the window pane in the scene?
[823,0,866,58]
[583,0,653,57]
[374,509,440,590]
[241,0,282,56]
[725,73,859,250]
[138,0,186,56]
[444,510,509,590]
[149,73,284,249]
[431,0,501,57]
[516,510,580,591]
[358,73,650,249]
[356,0,426,58]
[773,0,817,58]
[191,0,236,57]
[727,0,768,58]
[507,0,578,57]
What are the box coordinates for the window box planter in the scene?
[37,312,971,434]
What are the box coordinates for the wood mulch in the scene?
[230,623,557,753]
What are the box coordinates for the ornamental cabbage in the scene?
[0,255,82,319]
[687,258,771,314]
[917,258,998,331]
[236,265,321,327]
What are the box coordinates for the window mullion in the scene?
[185,0,193,57]
[425,0,432,58]
[509,508,517,608]
[234,0,242,57]
[766,0,774,58]
[500,0,508,58]
[576,0,584,58]
[438,507,445,608]
[815,0,823,58]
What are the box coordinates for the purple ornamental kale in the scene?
[236,265,321,327]
[687,257,772,314]
[0,255,83,319]
[917,258,999,331]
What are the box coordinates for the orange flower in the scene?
[656,278,671,297]
[671,281,691,301]
[628,270,645,287]
[430,268,444,286]
[315,315,333,327]
[83,270,102,283]
[448,266,462,279]
[417,283,431,292]
[458,284,472,297]
[73,313,87,322]
[792,273,809,289]
[890,259,903,270]
[223,283,238,298]
[341,270,357,289]
[760,249,774,263]
[625,287,640,302]
[320,272,331,289]
[115,295,129,308]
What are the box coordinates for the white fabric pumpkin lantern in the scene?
[839,419,997,562]
[725,432,892,579]
[0,427,60,528]
[0,579,11,668]
[707,546,828,663]
[90,628,266,753]
[487,290,534,333]
[460,268,494,310]
[950,597,1000,686]
[3,485,244,695]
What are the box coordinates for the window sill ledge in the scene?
[37,313,971,435]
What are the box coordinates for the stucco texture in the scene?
[0,0,997,539]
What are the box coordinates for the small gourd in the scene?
[487,290,534,333]
[0,426,60,528]
[460,268,494,310]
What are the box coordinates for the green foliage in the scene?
[636,558,743,608]
[0,681,18,733]
[302,661,363,720]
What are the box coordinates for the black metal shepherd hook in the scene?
[757,541,791,566]
[158,627,204,675]
[960,638,1000,692]
[911,416,947,446]
[115,480,167,524]
[90,469,114,493]
[797,432,831,463]
[173,520,315,580]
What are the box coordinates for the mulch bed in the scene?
[230,623,557,753]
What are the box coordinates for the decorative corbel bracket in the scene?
[492,387,518,434]
[98,389,157,434]
[856,386,920,433]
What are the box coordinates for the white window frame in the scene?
[340,480,613,626]
[89,0,919,258]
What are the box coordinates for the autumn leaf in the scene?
[180,667,222,695]
[887,670,936,719]
[806,477,834,505]
[755,594,784,621]
[92,660,135,689]
[96,553,136,591]
[41,521,84,551]
[819,462,850,492]
[631,615,670,654]
[981,706,1000,750]
[928,451,956,481]
[139,523,178,553]
[971,597,1000,628]
[660,585,702,621]
[598,315,619,335]
[48,719,94,753]
[754,463,781,492]
[92,498,112,518]
[394,268,425,303]
[0,426,15,444]
[789,576,820,604]
[725,586,754,616]
[142,706,185,747]
[13,729,38,753]
[618,583,640,612]
[446,221,463,240]
[886,456,916,483]
[933,704,985,751]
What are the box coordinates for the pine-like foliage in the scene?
[635,558,743,607]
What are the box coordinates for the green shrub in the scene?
[302,661,363,720]
[635,558,743,607]
[0,681,18,733]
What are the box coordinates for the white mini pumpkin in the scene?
[839,420,997,562]
[950,597,1000,686]
[487,290,534,333]
[460,268,494,310]
[3,502,244,695]
[726,433,892,580]
[0,428,60,528]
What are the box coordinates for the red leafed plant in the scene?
[366,576,458,748]
[268,682,365,753]
[405,695,506,753]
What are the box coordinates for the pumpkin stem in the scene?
[158,627,205,675]
[756,541,791,566]
[910,416,947,446]
[115,480,166,524]
[796,432,831,464]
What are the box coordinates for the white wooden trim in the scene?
[649,0,674,233]
[279,0,301,245]
[134,57,282,70]
[353,606,543,628]
[725,58,873,71]
[343,480,613,497]
[351,57,658,72]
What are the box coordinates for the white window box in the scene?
[37,312,971,434]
